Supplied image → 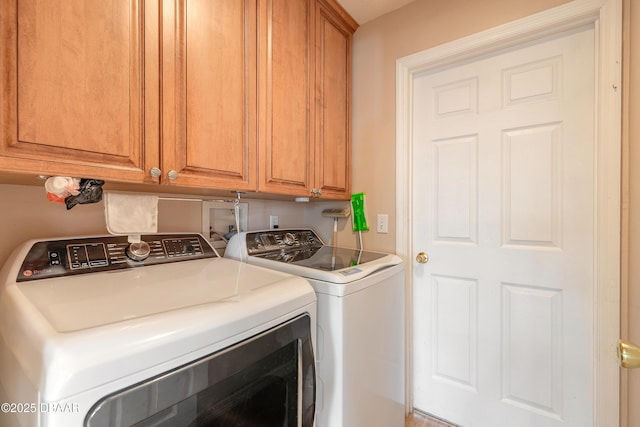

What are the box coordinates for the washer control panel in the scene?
[17,234,217,282]
[245,229,324,255]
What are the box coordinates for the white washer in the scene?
[0,233,316,427]
[225,228,405,427]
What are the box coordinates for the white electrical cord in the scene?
[233,195,241,236]
[233,192,245,263]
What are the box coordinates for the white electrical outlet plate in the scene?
[270,215,279,229]
[377,214,388,233]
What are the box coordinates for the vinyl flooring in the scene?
[405,411,456,427]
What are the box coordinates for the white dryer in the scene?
[0,233,316,427]
[225,228,405,427]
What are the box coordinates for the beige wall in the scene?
[347,0,638,425]
[0,184,351,266]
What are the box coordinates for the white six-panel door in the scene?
[411,26,595,427]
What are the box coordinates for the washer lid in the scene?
[256,245,387,270]
[225,229,403,284]
[250,247,402,284]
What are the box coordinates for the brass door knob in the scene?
[416,252,429,264]
[618,340,640,368]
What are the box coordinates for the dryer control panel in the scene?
[17,234,217,282]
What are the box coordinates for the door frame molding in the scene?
[395,0,622,423]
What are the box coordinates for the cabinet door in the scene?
[258,0,315,196]
[0,0,158,182]
[162,0,257,190]
[315,1,354,200]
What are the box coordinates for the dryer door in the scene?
[85,315,315,427]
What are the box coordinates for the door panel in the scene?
[502,124,561,247]
[17,0,132,155]
[432,275,478,390]
[412,26,595,427]
[432,136,477,243]
[501,283,562,417]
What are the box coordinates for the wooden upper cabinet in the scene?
[315,0,355,199]
[0,0,355,198]
[258,0,356,200]
[0,0,159,182]
[161,0,257,190]
[258,0,315,196]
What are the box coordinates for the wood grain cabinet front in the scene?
[314,0,356,200]
[258,0,357,200]
[0,0,356,198]
[0,0,158,183]
[161,0,258,191]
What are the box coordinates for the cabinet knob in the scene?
[167,170,179,181]
[149,167,162,178]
